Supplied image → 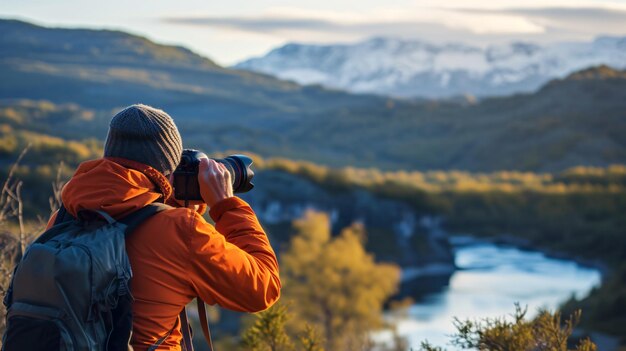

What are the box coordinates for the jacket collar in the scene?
[105,157,173,201]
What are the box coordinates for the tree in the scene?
[419,305,597,351]
[241,303,294,351]
[280,210,401,350]
[240,302,325,351]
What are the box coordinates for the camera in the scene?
[173,149,255,201]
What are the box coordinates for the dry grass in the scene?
[0,147,61,340]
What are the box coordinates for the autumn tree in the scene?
[280,210,401,350]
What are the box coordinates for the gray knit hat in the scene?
[104,104,183,175]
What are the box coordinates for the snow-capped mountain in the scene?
[234,37,626,98]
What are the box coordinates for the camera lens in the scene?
[214,155,255,193]
[174,149,255,200]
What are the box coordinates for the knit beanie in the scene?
[104,104,183,175]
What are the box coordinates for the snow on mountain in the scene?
[234,37,626,98]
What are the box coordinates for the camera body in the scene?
[173,149,255,201]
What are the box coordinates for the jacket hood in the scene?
[61,158,173,219]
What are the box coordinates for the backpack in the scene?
[1,203,171,351]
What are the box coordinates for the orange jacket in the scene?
[47,158,281,350]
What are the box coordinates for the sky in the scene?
[2,0,626,66]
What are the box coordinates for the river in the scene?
[382,236,602,349]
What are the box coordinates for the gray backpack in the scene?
[2,203,171,351]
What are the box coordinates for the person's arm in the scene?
[186,158,281,312]
[187,198,281,312]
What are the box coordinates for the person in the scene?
[46,104,281,350]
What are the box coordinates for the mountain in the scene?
[1,19,625,172]
[234,37,626,98]
[0,19,372,117]
[281,65,626,171]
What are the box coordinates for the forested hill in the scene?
[1,18,625,172]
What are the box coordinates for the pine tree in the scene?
[241,303,294,351]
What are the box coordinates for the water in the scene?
[384,238,602,349]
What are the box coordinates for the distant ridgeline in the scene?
[234,36,626,98]
[1,19,626,172]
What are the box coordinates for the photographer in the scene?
[46,104,281,350]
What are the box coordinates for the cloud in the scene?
[165,16,340,32]
[512,6,626,19]
[455,6,626,36]
[163,5,626,45]
[163,15,544,43]
[518,7,626,35]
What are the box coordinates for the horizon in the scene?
[2,15,625,69]
[2,0,626,65]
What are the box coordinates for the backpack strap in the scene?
[175,301,214,351]
[53,205,72,226]
[179,308,194,351]
[52,205,116,227]
[147,318,178,351]
[197,299,215,351]
[118,203,172,236]
[40,203,171,243]
[33,205,75,245]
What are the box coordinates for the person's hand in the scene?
[198,158,234,207]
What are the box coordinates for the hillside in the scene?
[276,64,626,171]
[1,19,625,172]
[235,36,626,98]
[0,19,219,69]
[0,19,371,116]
